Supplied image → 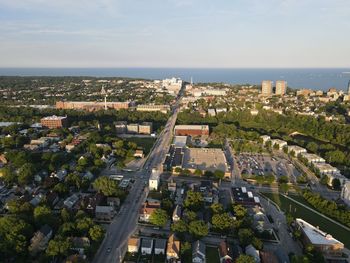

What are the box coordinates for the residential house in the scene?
[172,205,182,222]
[139,201,160,222]
[95,205,115,222]
[245,245,260,263]
[192,240,206,263]
[166,234,180,261]
[219,241,233,263]
[154,239,167,255]
[128,237,140,253]
[141,238,154,255]
[29,225,53,256]
[70,237,90,255]
[64,194,80,210]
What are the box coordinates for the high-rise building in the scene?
[275,80,287,95]
[261,80,273,96]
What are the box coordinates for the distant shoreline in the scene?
[0,67,349,91]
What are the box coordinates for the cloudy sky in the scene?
[0,0,349,68]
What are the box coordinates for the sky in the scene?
[0,0,349,68]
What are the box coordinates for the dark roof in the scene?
[40,224,52,236]
[142,238,153,248]
[154,239,167,249]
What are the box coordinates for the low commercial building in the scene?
[313,163,340,176]
[270,139,287,150]
[56,101,130,111]
[149,169,161,191]
[163,145,184,171]
[173,136,188,147]
[115,121,127,134]
[232,187,260,207]
[127,123,139,134]
[260,135,271,145]
[300,153,325,163]
[174,125,209,137]
[138,122,153,134]
[41,116,68,129]
[295,218,344,257]
[182,148,229,177]
[136,104,170,113]
[287,145,307,156]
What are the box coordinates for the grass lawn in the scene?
[126,137,156,154]
[206,246,220,263]
[262,193,350,248]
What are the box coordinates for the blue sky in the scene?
[0,0,349,68]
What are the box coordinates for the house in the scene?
[95,205,115,222]
[192,240,206,263]
[167,234,180,260]
[70,237,90,255]
[149,169,161,191]
[172,205,182,222]
[107,197,120,208]
[168,181,177,193]
[141,238,154,255]
[260,251,278,263]
[245,245,260,263]
[64,194,80,210]
[134,149,144,158]
[29,225,53,256]
[154,239,167,255]
[219,241,233,263]
[139,201,160,222]
[128,237,140,253]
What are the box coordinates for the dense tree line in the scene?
[302,190,350,227]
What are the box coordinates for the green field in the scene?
[262,193,350,248]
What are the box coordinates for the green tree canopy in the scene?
[149,209,169,227]
[184,190,203,211]
[188,220,208,239]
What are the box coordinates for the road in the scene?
[92,91,184,263]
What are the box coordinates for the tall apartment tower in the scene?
[261,80,273,96]
[275,80,287,95]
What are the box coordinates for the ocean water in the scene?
[0,68,349,91]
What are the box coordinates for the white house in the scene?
[154,239,166,255]
[172,205,181,222]
[192,240,206,263]
[287,145,307,156]
[270,139,287,150]
[141,238,153,255]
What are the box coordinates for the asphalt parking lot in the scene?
[235,153,301,183]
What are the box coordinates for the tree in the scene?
[233,204,247,219]
[236,255,255,263]
[53,183,69,197]
[89,225,105,242]
[184,190,203,211]
[34,205,54,227]
[211,213,235,232]
[150,209,169,227]
[194,169,203,176]
[210,203,224,214]
[280,183,289,194]
[238,228,254,247]
[46,236,71,258]
[174,167,182,174]
[184,210,197,222]
[0,166,16,185]
[278,176,289,184]
[214,170,225,180]
[204,170,214,178]
[171,220,188,237]
[18,163,35,185]
[76,217,94,234]
[93,176,122,197]
[188,220,208,238]
[180,241,191,256]
[0,216,33,258]
[161,198,174,215]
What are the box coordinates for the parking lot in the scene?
[235,154,301,183]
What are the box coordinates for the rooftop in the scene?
[296,218,344,246]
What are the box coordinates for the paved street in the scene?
[92,91,183,263]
